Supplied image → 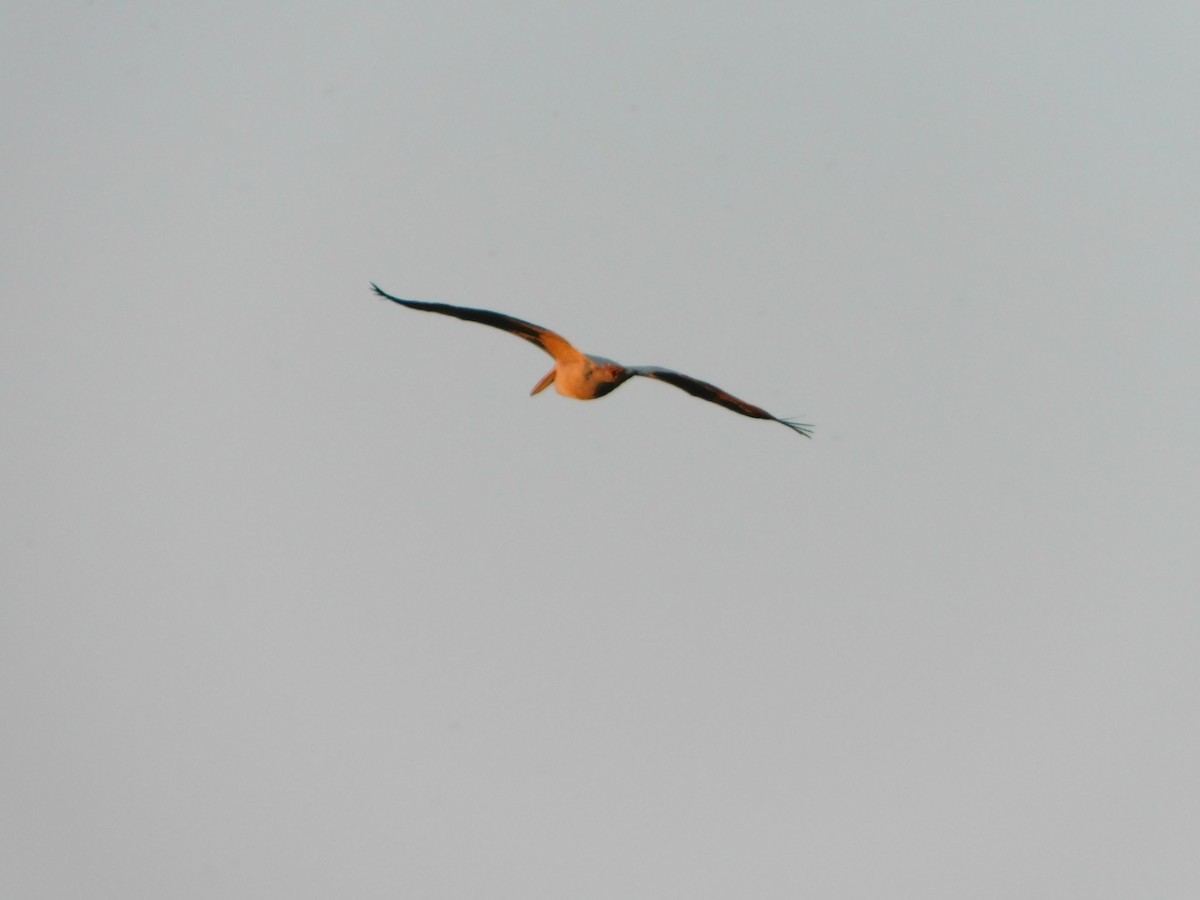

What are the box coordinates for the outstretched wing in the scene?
[371,283,583,363]
[627,366,813,437]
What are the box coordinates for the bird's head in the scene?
[587,357,632,396]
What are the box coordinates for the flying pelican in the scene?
[371,283,812,437]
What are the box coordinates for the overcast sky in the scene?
[3,3,1199,897]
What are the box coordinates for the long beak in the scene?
[530,366,557,396]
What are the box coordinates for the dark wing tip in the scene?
[779,418,814,438]
[371,282,415,308]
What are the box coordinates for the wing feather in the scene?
[628,366,813,437]
[371,283,582,363]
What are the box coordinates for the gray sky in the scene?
[4,2,1199,897]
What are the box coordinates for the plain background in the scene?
[3,3,1198,897]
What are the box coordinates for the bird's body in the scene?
[371,283,812,437]
[541,354,628,400]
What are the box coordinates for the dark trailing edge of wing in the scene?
[371,283,555,354]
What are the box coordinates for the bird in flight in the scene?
[371,283,812,437]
